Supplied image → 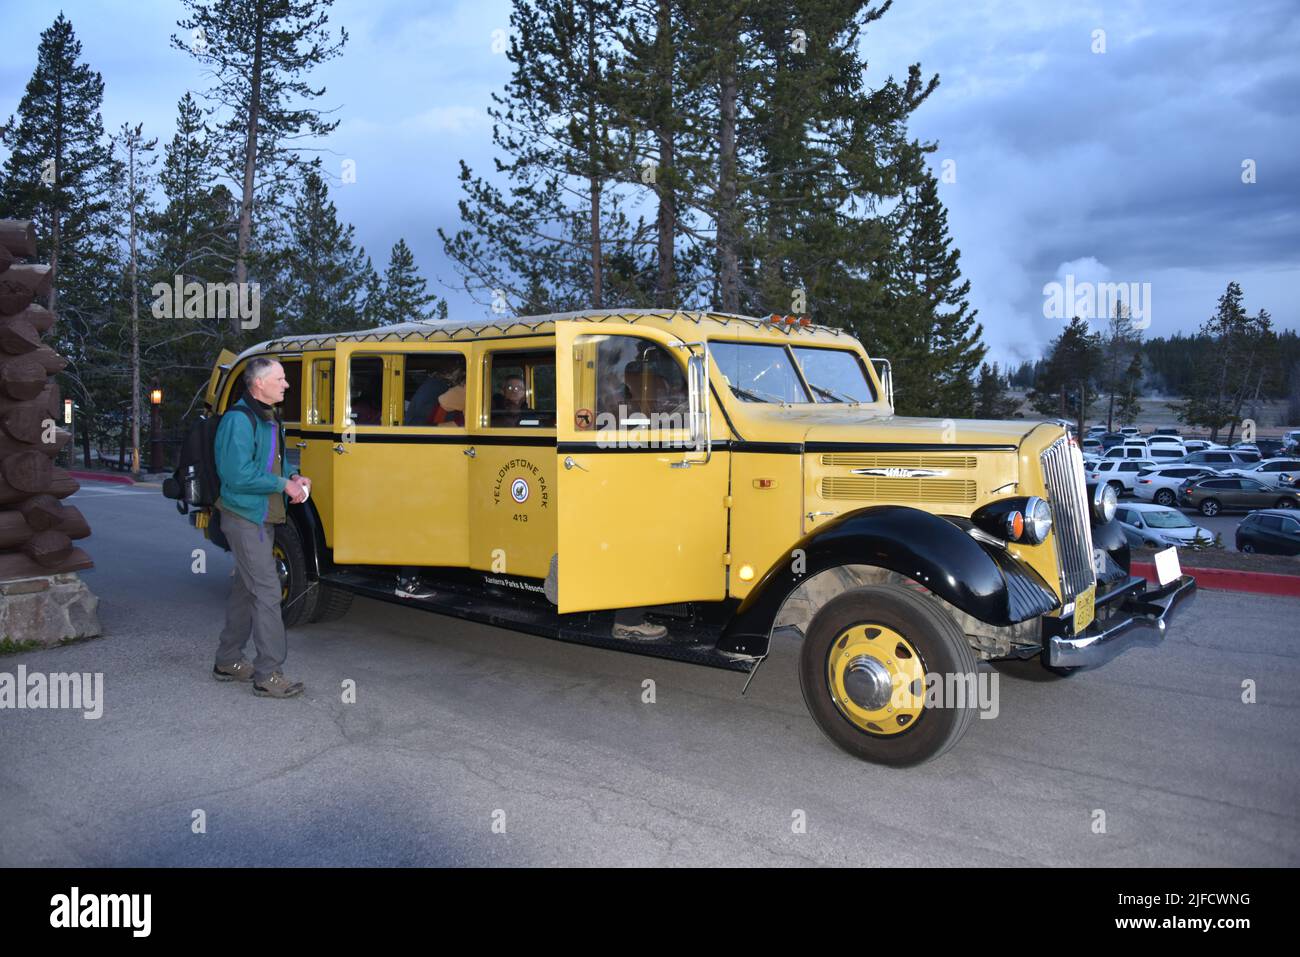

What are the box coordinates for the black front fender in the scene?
[717,505,1059,657]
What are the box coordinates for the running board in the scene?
[319,568,758,674]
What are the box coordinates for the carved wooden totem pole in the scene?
[0,218,99,645]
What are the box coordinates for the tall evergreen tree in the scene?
[379,239,447,325]
[277,169,370,335]
[1175,282,1273,440]
[879,171,984,416]
[1028,316,1102,434]
[110,123,157,475]
[438,0,639,314]
[1100,301,1142,429]
[0,13,120,445]
[974,362,1018,418]
[145,92,240,419]
[1116,350,1143,425]
[173,0,348,332]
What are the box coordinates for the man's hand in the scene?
[284,477,308,504]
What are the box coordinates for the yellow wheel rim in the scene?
[827,624,926,736]
[271,543,290,603]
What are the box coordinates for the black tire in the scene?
[1108,481,1125,496]
[1155,489,1176,506]
[1199,498,1220,516]
[1274,498,1296,510]
[799,583,980,766]
[309,584,354,623]
[272,521,318,628]
[1240,542,1255,554]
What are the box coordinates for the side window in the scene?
[1119,462,1137,472]
[485,349,556,428]
[279,360,302,424]
[347,355,385,426]
[308,359,334,425]
[572,335,688,429]
[399,353,466,427]
[1282,518,1300,534]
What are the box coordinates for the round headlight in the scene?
[1023,496,1053,544]
[1093,482,1118,523]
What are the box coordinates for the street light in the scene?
[149,388,164,472]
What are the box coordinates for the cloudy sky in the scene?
[2,0,1296,367]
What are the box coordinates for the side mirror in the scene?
[872,357,894,409]
[687,353,709,449]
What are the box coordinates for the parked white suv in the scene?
[1089,458,1158,494]
[1220,459,1300,489]
[1134,464,1217,506]
[1104,443,1152,460]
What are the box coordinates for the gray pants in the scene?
[215,509,287,683]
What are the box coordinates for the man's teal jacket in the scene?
[214,395,288,525]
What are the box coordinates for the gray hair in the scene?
[243,356,281,389]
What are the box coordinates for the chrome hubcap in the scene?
[842,654,895,711]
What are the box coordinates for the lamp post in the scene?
[149,388,164,473]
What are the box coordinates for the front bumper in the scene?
[1044,573,1197,668]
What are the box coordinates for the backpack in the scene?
[162,404,258,513]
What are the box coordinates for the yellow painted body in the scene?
[209,310,1077,615]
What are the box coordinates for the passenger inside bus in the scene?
[491,374,533,427]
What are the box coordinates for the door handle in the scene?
[563,456,588,472]
[463,446,476,458]
[295,441,308,449]
[333,444,348,454]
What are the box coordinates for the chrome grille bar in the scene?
[1040,437,1097,601]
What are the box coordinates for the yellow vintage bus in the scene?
[176,309,1195,764]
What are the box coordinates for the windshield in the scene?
[711,342,810,403]
[790,347,876,403]
[1144,511,1195,529]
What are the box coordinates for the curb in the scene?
[1131,561,1300,598]
[69,471,136,486]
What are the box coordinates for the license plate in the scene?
[1073,585,1096,634]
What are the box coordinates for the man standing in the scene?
[212,357,311,697]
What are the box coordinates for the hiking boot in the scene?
[612,618,668,641]
[395,577,436,600]
[213,660,254,682]
[252,672,305,698]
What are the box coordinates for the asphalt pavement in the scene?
[1,482,1297,866]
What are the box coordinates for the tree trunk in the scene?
[129,139,141,477]
[586,7,602,308]
[653,0,675,308]
[234,12,265,334]
[717,32,739,313]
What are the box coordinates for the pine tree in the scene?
[1028,316,1102,433]
[880,171,984,416]
[1100,301,1142,430]
[1116,350,1143,425]
[358,256,384,327]
[379,239,447,325]
[145,92,240,419]
[0,13,121,446]
[173,0,348,331]
[974,362,1018,418]
[438,0,638,314]
[111,123,157,476]
[1174,281,1269,441]
[277,169,370,335]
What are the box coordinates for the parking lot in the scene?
[1,483,1297,867]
